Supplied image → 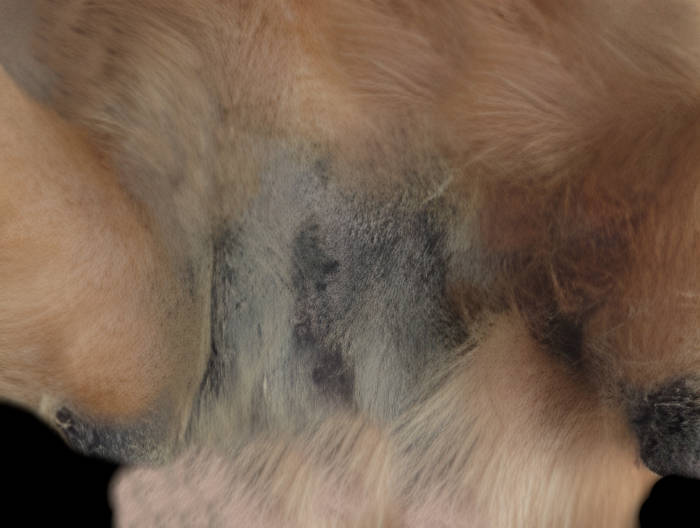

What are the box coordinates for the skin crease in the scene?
[3,0,700,525]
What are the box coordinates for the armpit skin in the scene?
[3,0,700,526]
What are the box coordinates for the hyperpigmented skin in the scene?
[189,158,469,434]
[629,379,700,478]
[55,406,169,463]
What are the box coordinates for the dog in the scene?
[2,0,700,525]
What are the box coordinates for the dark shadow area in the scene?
[0,403,118,527]
[640,475,700,527]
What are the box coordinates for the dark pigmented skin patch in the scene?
[186,156,469,435]
[292,222,354,404]
[55,407,167,464]
[311,344,353,400]
[290,195,467,413]
[629,379,700,478]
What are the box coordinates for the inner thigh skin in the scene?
[1,0,680,522]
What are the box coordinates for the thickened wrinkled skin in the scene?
[2,0,700,526]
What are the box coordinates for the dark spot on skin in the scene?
[293,321,313,347]
[322,260,340,274]
[54,407,166,464]
[311,344,354,402]
[629,379,700,478]
[292,222,354,404]
[293,223,340,297]
[290,202,468,412]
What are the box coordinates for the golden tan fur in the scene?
[0,66,173,418]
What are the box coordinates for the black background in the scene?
[2,403,117,525]
[1,403,697,527]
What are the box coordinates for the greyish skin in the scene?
[0,0,486,465]
[191,153,470,438]
[54,149,474,461]
[629,379,700,478]
[2,2,700,523]
[0,0,477,463]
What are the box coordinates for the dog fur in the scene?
[2,0,700,525]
